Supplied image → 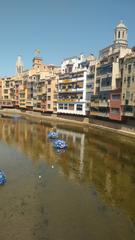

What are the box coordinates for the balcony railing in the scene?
[100,85,112,91]
[124,112,134,117]
[59,76,84,83]
[90,111,109,117]
[58,99,80,103]
[26,101,33,106]
[90,102,99,107]
[58,88,83,93]
[91,100,109,107]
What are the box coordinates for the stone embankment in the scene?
[1,108,135,138]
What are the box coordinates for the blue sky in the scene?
[0,0,135,76]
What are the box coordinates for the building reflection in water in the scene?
[57,128,85,180]
[0,117,135,223]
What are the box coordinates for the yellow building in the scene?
[0,56,60,114]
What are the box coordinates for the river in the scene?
[0,116,135,240]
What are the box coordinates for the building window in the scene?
[124,77,126,83]
[48,96,51,100]
[76,104,82,111]
[37,103,41,108]
[100,64,112,75]
[48,80,51,85]
[54,94,57,99]
[59,104,63,109]
[118,31,121,38]
[112,94,120,100]
[79,95,83,99]
[126,91,130,99]
[123,94,125,100]
[111,108,120,114]
[48,88,51,92]
[132,76,134,82]
[64,104,68,109]
[69,104,74,110]
[48,104,51,109]
[131,93,133,101]
[127,76,131,87]
[4,96,8,99]
[128,64,132,73]
[101,77,112,87]
[125,106,133,112]
[68,66,72,73]
[4,89,8,94]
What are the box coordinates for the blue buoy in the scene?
[48,132,59,139]
[53,139,68,150]
[0,170,7,185]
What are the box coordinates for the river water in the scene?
[0,116,135,240]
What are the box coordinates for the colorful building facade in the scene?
[90,21,132,121]
[0,56,60,114]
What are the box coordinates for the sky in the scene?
[0,0,135,76]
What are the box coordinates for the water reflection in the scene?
[0,117,135,225]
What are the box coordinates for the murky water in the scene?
[0,116,135,240]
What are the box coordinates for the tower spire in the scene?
[16,55,24,75]
[114,20,128,48]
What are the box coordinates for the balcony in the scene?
[1,100,13,107]
[59,77,84,84]
[90,100,109,107]
[59,79,72,83]
[33,107,42,111]
[58,88,83,93]
[59,74,71,80]
[90,111,109,117]
[90,102,99,107]
[100,86,112,91]
[58,99,80,103]
[99,100,109,107]
[26,101,33,106]
[124,112,134,117]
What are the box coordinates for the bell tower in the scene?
[16,55,24,75]
[114,20,128,48]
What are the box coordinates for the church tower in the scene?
[114,20,128,48]
[16,55,24,75]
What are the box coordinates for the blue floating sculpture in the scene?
[48,132,59,139]
[53,139,68,150]
[0,170,7,185]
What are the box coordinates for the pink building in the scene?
[109,89,122,121]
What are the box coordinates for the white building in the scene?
[57,54,96,116]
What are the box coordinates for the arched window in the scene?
[122,31,124,38]
[118,31,121,38]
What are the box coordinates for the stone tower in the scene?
[114,20,128,48]
[16,55,24,75]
